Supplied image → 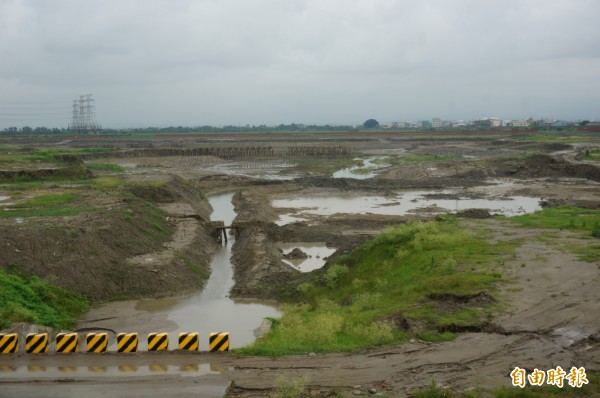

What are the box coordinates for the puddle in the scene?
[206,161,299,180]
[0,196,8,201]
[136,192,280,348]
[278,242,336,272]
[333,157,388,179]
[273,190,541,225]
[0,363,220,379]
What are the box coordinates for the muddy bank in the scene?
[514,153,600,182]
[0,178,216,301]
[230,190,298,299]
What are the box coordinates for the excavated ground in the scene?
[1,132,600,396]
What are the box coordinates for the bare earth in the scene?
[1,133,600,397]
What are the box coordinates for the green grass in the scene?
[584,148,600,161]
[506,207,600,261]
[176,253,209,278]
[238,220,513,355]
[11,193,79,208]
[86,162,125,172]
[521,132,590,143]
[0,268,89,329]
[508,207,600,232]
[0,206,98,218]
[0,191,97,218]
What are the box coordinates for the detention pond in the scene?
[273,190,541,225]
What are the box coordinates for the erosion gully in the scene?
[134,192,281,349]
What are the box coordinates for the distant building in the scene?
[510,120,530,128]
[431,118,443,128]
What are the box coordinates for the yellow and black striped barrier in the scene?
[3,331,232,354]
[56,333,78,353]
[86,333,108,353]
[0,333,18,354]
[148,332,169,351]
[178,332,199,351]
[209,332,229,352]
[26,333,48,354]
[117,333,138,353]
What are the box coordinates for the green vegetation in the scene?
[509,206,600,232]
[0,268,89,329]
[521,132,589,143]
[0,206,97,218]
[176,253,209,279]
[86,162,125,172]
[507,207,600,261]
[12,192,79,208]
[271,375,309,398]
[584,148,600,161]
[239,220,513,355]
[0,191,97,218]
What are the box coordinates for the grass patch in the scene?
[507,207,600,261]
[11,192,79,208]
[584,148,600,161]
[0,206,98,218]
[86,162,125,172]
[0,268,89,329]
[176,253,209,278]
[238,220,513,355]
[94,176,124,188]
[508,206,600,232]
[1,191,97,218]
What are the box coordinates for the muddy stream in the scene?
[78,192,281,350]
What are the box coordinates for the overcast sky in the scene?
[0,0,599,128]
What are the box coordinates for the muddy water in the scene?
[0,364,220,379]
[274,190,541,225]
[206,161,299,180]
[279,242,336,272]
[333,157,388,179]
[135,192,280,348]
[79,193,280,350]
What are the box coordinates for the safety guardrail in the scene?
[0,332,229,354]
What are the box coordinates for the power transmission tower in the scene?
[69,94,101,131]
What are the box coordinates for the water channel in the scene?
[332,157,388,179]
[136,192,281,349]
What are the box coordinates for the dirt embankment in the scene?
[0,178,217,301]
[514,153,600,182]
[229,190,298,299]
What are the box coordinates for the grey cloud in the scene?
[0,0,599,128]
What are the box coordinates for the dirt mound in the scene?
[284,248,308,260]
[514,154,600,181]
[455,208,492,218]
[0,179,216,301]
[131,177,212,219]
